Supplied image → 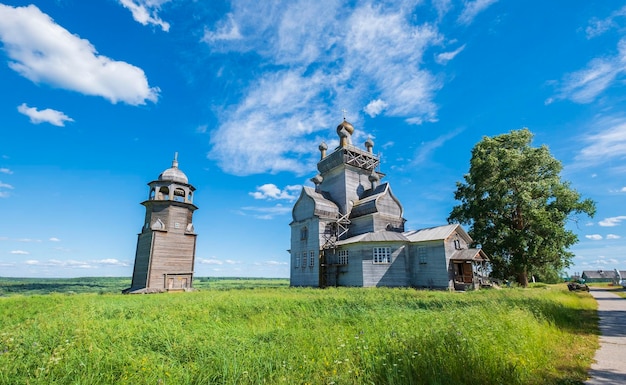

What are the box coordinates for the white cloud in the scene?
[49,237,61,242]
[201,13,242,43]
[585,5,626,39]
[198,258,223,265]
[435,44,466,64]
[263,260,288,266]
[10,250,29,255]
[17,103,73,126]
[458,0,498,26]
[598,216,626,227]
[555,38,626,104]
[0,168,12,175]
[250,184,301,201]
[94,258,129,266]
[433,0,452,21]
[607,234,621,239]
[206,2,443,175]
[364,99,388,118]
[621,187,626,192]
[585,234,603,240]
[23,258,125,269]
[17,238,41,243]
[118,0,171,32]
[0,4,159,105]
[576,116,626,165]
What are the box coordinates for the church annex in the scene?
[289,120,488,290]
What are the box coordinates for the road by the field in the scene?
[585,288,626,384]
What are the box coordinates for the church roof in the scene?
[350,183,388,217]
[403,224,472,243]
[294,186,340,220]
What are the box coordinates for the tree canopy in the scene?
[448,129,595,287]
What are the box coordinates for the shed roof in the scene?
[450,248,489,262]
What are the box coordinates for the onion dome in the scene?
[336,120,355,135]
[158,154,188,184]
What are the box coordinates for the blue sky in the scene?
[0,0,625,279]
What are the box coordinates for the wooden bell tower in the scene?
[125,153,198,293]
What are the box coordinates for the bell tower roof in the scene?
[158,152,188,184]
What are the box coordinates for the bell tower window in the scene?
[158,186,170,200]
[174,188,186,202]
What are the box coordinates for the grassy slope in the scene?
[0,283,598,385]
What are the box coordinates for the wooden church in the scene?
[289,120,489,290]
[124,154,198,294]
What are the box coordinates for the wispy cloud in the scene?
[457,0,498,26]
[585,234,603,240]
[17,103,73,126]
[205,1,443,175]
[10,250,29,255]
[49,237,61,242]
[576,116,626,165]
[239,204,292,220]
[0,181,14,198]
[257,260,288,266]
[118,0,171,32]
[553,38,626,104]
[24,258,128,268]
[607,234,621,239]
[411,128,463,166]
[585,5,626,39]
[249,184,301,201]
[0,168,12,175]
[201,13,242,43]
[197,258,240,265]
[598,216,626,227]
[435,44,466,64]
[0,4,159,105]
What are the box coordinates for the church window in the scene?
[373,247,391,264]
[453,238,462,250]
[338,250,349,265]
[418,247,427,264]
[300,227,308,241]
[294,253,300,268]
[302,252,307,269]
[309,251,315,267]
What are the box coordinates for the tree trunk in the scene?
[517,270,529,287]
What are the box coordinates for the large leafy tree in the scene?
[448,129,595,287]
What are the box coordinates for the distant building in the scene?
[582,270,626,283]
[124,154,198,294]
[289,120,488,290]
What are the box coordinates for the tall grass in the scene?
[0,286,597,384]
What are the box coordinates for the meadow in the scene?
[0,280,598,385]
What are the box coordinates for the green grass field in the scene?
[0,279,598,384]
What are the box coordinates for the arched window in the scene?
[188,191,193,203]
[174,188,186,202]
[149,188,156,200]
[158,187,170,200]
[300,226,308,241]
